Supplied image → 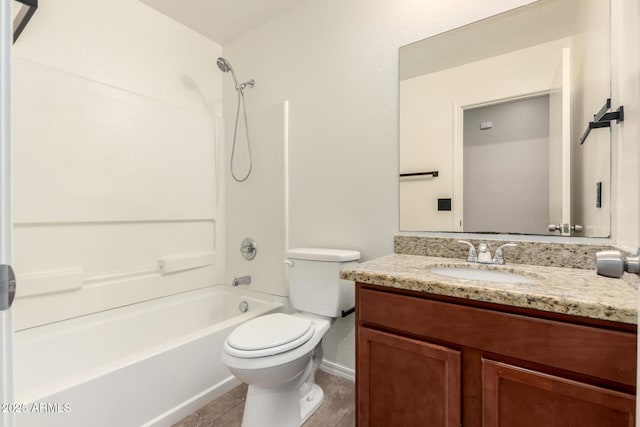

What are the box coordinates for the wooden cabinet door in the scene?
[357,327,461,426]
[482,359,636,427]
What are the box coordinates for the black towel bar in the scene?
[399,171,438,178]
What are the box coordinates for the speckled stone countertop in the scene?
[394,235,623,270]
[340,254,638,325]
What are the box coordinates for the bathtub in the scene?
[13,285,285,427]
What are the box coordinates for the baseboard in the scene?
[142,376,241,427]
[320,360,355,382]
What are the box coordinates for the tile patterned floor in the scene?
[172,370,355,427]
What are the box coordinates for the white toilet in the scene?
[221,248,360,427]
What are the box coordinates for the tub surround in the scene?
[394,235,625,270]
[341,253,638,324]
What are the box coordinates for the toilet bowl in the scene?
[221,248,360,427]
[221,313,331,426]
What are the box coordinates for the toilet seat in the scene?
[225,313,316,358]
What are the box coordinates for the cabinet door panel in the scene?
[483,359,635,427]
[357,327,460,427]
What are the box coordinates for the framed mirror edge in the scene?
[398,0,612,239]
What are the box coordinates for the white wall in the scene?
[12,0,224,329]
[610,2,640,420]
[611,0,640,254]
[223,0,537,372]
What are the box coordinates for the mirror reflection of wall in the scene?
[399,0,611,237]
[463,95,550,234]
[12,2,20,20]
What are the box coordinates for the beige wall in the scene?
[223,0,537,374]
[12,0,224,329]
[611,0,640,253]
[223,0,639,374]
[609,1,640,418]
[571,0,611,237]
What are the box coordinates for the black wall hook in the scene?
[579,99,624,145]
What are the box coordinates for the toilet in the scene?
[221,248,360,427]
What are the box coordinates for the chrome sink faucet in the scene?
[458,241,517,265]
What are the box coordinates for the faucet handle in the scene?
[458,240,477,262]
[477,242,492,263]
[595,249,640,278]
[493,243,518,264]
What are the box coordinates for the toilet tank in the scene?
[286,248,360,318]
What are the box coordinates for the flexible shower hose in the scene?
[230,88,252,182]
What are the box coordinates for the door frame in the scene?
[1,0,15,425]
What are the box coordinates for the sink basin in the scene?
[428,267,537,284]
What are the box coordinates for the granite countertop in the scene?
[340,254,638,325]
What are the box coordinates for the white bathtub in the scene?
[13,285,284,427]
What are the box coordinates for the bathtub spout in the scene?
[232,275,251,286]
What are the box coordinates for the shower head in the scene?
[217,57,255,94]
[216,57,232,73]
[216,56,239,87]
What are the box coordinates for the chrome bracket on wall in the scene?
[0,264,16,310]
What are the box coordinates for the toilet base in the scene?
[241,382,324,427]
[300,384,324,424]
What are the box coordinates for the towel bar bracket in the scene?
[579,99,624,145]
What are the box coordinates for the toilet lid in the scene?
[225,313,315,358]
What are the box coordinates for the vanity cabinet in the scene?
[355,283,637,427]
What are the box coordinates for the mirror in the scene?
[12,0,37,43]
[399,0,612,237]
